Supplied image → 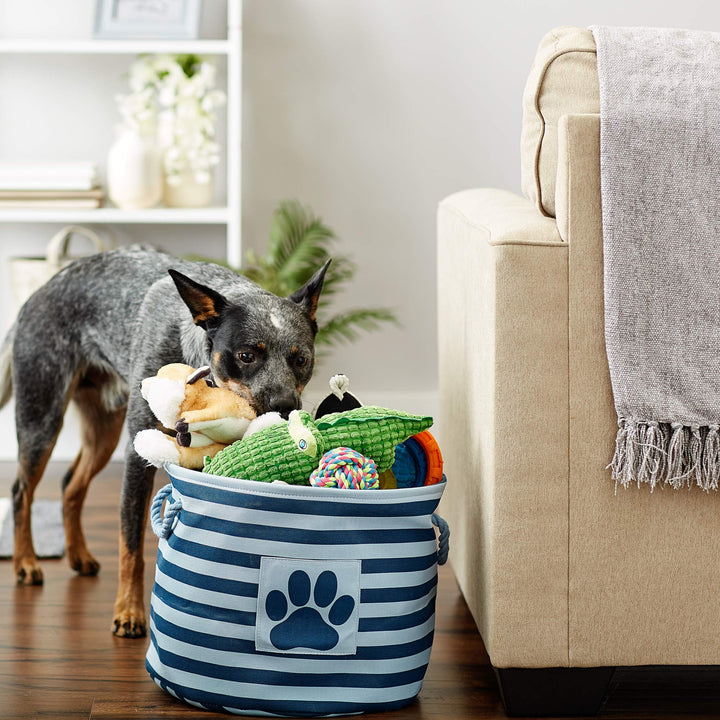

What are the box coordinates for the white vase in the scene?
[162,171,214,208]
[106,127,163,210]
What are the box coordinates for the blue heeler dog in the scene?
[0,246,329,637]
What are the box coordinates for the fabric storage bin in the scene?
[146,462,449,717]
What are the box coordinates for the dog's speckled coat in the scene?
[0,246,328,638]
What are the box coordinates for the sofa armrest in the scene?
[439,188,564,246]
[437,189,570,667]
[555,113,600,243]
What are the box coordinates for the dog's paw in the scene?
[15,557,43,585]
[112,613,147,638]
[133,429,180,467]
[68,550,100,576]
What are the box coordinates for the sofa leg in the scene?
[493,666,615,717]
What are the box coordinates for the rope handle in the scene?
[46,225,114,267]
[432,512,450,565]
[150,483,183,540]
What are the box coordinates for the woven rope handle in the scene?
[432,512,450,565]
[46,225,110,267]
[150,483,183,539]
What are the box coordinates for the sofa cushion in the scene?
[520,26,599,217]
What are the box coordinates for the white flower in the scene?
[197,62,216,87]
[158,85,177,107]
[201,90,226,112]
[115,53,224,180]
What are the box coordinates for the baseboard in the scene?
[0,390,440,463]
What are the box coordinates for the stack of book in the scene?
[0,162,103,208]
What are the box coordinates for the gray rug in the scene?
[0,497,65,558]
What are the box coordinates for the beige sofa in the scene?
[437,26,720,716]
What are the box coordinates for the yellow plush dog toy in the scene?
[134,363,257,469]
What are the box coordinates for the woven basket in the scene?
[8,225,111,312]
[146,463,449,717]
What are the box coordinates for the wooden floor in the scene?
[2,463,720,719]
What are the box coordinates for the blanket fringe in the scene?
[611,419,720,492]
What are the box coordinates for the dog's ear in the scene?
[169,269,229,332]
[287,259,331,324]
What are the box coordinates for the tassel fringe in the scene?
[611,419,720,492]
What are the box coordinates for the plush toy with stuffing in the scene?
[134,363,258,469]
[203,406,433,484]
[313,374,362,418]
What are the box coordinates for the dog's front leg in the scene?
[112,445,156,638]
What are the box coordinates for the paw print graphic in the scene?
[265,569,356,652]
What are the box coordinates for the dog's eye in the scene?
[295,356,307,368]
[238,352,255,365]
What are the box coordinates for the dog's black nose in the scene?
[268,394,299,420]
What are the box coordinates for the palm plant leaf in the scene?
[264,200,336,291]
[317,254,355,299]
[235,199,399,350]
[315,308,399,349]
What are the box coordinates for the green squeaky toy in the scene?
[203,406,433,484]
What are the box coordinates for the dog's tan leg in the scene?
[13,365,81,586]
[63,380,126,576]
[112,450,155,638]
[13,445,54,585]
[112,502,150,638]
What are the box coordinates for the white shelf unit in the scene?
[0,39,232,54]
[0,3,243,267]
[0,206,230,224]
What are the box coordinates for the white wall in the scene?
[1,0,720,461]
[241,0,720,400]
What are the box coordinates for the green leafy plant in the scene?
[241,200,398,352]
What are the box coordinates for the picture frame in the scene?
[94,0,202,40]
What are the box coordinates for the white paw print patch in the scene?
[256,558,361,656]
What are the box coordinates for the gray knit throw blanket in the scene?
[592,25,720,491]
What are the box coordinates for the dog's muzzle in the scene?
[265,392,301,420]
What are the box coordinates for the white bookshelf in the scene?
[0,3,243,267]
[0,39,232,54]
[0,206,231,224]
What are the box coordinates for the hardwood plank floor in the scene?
[2,462,720,719]
[0,462,496,720]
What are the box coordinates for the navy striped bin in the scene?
[146,462,449,717]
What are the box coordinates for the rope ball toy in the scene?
[309,447,380,490]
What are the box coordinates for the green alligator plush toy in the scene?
[203,406,433,484]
